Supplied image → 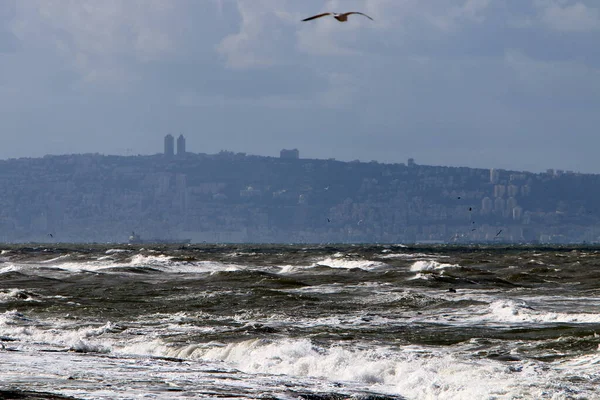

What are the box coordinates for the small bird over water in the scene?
[302,12,374,22]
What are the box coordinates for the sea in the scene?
[1,243,600,400]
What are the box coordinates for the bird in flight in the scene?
[302,12,374,22]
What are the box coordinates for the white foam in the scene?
[408,272,435,281]
[278,264,305,274]
[105,248,131,254]
[16,253,243,275]
[556,352,600,371]
[486,299,600,324]
[40,254,71,264]
[1,310,595,399]
[314,257,387,271]
[410,260,460,272]
[380,253,450,259]
[0,289,39,303]
[127,254,241,274]
[160,338,576,399]
[0,264,21,274]
[128,253,173,267]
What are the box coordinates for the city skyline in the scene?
[1,1,599,173]
[0,131,590,179]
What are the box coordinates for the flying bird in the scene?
[302,12,374,22]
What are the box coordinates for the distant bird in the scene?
[495,229,503,237]
[302,12,374,22]
[47,233,53,238]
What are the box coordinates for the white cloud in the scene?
[459,0,492,23]
[216,0,298,69]
[538,1,600,32]
[9,1,187,86]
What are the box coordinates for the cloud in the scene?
[9,1,174,86]
[538,1,600,32]
[8,1,229,88]
[0,0,19,53]
[217,0,298,69]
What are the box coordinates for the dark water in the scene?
[1,244,600,399]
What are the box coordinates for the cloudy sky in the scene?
[1,0,599,173]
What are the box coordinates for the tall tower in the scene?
[177,134,186,157]
[164,134,174,157]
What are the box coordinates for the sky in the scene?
[1,0,599,173]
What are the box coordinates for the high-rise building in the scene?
[490,168,499,184]
[507,196,518,212]
[494,184,506,198]
[481,197,493,214]
[177,134,186,156]
[164,134,174,157]
[280,149,299,159]
[513,206,523,220]
[494,197,506,214]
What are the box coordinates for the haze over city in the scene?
[1,0,599,173]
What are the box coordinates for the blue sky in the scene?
[1,0,599,172]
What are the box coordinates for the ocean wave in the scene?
[409,260,460,272]
[379,253,450,259]
[314,257,388,271]
[486,299,600,324]
[153,338,576,399]
[0,264,21,274]
[105,248,132,254]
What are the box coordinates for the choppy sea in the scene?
[1,244,600,399]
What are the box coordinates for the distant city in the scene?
[0,134,599,244]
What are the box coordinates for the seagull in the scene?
[302,12,374,22]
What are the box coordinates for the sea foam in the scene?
[160,338,572,399]
[410,260,460,272]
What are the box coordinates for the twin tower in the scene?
[164,134,185,157]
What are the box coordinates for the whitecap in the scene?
[161,338,572,399]
[105,249,131,254]
[410,260,460,272]
[314,257,387,271]
[486,299,600,324]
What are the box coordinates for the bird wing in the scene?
[343,12,374,20]
[302,13,332,21]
